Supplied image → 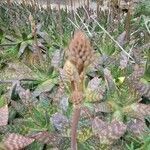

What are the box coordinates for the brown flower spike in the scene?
[64,30,94,150]
[68,30,94,75]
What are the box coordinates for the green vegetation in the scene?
[0,0,149,149]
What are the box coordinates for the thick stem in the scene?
[71,107,81,150]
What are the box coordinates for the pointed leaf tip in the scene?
[4,133,34,150]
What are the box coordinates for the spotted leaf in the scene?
[123,103,150,119]
[51,49,64,69]
[0,105,8,126]
[92,117,126,144]
[50,112,69,131]
[127,119,147,137]
[3,133,34,150]
[29,131,62,146]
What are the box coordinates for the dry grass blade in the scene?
[68,18,80,29]
[3,133,34,150]
[0,105,8,126]
[46,0,52,12]
[91,17,135,62]
[75,11,92,37]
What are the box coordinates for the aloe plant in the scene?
[0,1,149,150]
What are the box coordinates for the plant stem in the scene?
[71,107,81,150]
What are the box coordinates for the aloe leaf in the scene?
[51,49,64,69]
[127,119,147,137]
[123,103,150,119]
[92,117,126,144]
[37,31,51,44]
[0,105,8,126]
[8,107,17,122]
[26,141,44,150]
[117,31,127,47]
[94,102,112,113]
[22,32,28,40]
[103,68,116,92]
[85,77,105,102]
[50,112,69,131]
[11,100,27,116]
[0,124,28,135]
[29,131,62,146]
[0,97,6,108]
[87,77,101,91]
[18,41,28,57]
[0,29,3,43]
[32,79,57,98]
[3,133,34,150]
[120,51,128,70]
[31,107,47,128]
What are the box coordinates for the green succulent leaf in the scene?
[78,128,93,142]
[0,124,28,135]
[32,79,57,98]
[22,32,28,41]
[0,29,4,43]
[11,100,27,116]
[29,131,62,146]
[94,102,112,113]
[31,107,47,128]
[18,41,28,57]
[8,107,17,122]
[26,141,44,150]
[0,97,6,108]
